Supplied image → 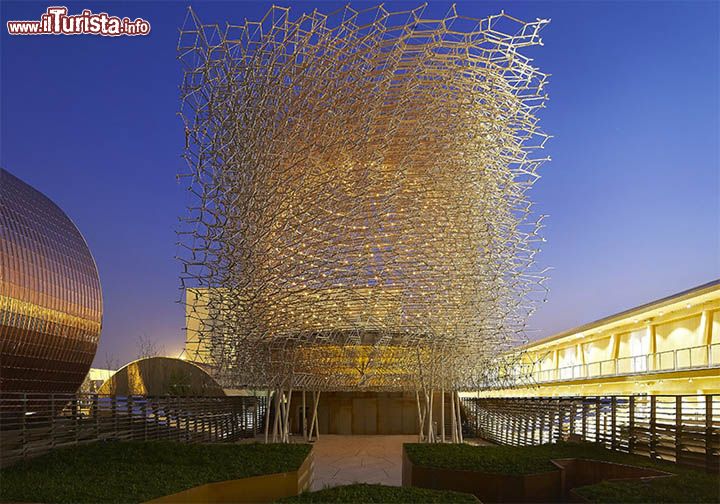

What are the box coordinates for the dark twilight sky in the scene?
[1,1,718,367]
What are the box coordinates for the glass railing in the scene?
[509,343,720,385]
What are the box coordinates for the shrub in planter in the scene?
[0,441,313,504]
[279,483,479,503]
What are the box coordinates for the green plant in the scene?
[403,442,719,503]
[278,484,479,503]
[574,470,720,503]
[0,441,312,504]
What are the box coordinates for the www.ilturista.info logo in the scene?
[7,6,150,36]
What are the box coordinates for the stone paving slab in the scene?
[310,435,418,490]
[241,433,494,490]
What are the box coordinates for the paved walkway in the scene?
[311,435,417,490]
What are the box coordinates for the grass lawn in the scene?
[278,483,479,503]
[0,441,312,504]
[404,442,719,503]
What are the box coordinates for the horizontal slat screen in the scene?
[0,393,266,467]
[462,394,719,473]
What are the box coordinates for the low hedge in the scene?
[279,483,479,503]
[406,442,559,474]
[404,442,719,503]
[574,469,720,503]
[405,441,697,475]
[0,441,312,504]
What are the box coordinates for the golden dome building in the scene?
[0,168,103,394]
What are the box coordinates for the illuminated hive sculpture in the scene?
[0,169,103,394]
[178,4,549,393]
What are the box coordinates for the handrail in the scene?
[489,342,720,387]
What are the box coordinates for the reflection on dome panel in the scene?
[0,168,103,394]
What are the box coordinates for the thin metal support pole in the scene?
[302,390,307,441]
[264,389,271,443]
[450,389,457,443]
[441,386,445,443]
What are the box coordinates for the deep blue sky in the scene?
[2,1,718,367]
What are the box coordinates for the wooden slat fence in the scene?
[462,395,719,473]
[0,393,266,467]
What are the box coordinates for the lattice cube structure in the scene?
[178,4,550,393]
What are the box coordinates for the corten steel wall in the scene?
[463,395,720,473]
[287,391,455,435]
[0,169,102,394]
[0,393,266,467]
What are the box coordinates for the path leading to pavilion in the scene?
[242,434,494,490]
[309,435,493,490]
[311,435,416,490]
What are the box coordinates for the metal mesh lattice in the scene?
[178,4,550,392]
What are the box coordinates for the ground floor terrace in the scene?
[2,391,718,472]
[1,390,718,503]
[310,434,483,489]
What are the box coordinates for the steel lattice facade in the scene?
[178,4,550,393]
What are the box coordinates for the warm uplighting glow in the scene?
[475,280,720,397]
[178,4,549,392]
[0,169,103,395]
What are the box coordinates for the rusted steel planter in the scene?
[554,458,673,503]
[146,446,314,503]
[402,447,560,503]
[402,446,674,503]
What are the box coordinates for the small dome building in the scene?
[98,357,225,396]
